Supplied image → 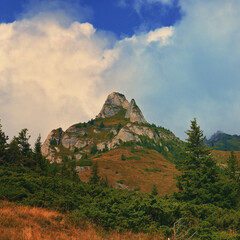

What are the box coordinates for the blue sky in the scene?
[0,0,182,36]
[1,0,240,144]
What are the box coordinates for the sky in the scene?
[1,0,240,145]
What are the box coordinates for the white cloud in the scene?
[146,27,173,45]
[99,0,240,139]
[1,0,240,145]
[0,14,118,144]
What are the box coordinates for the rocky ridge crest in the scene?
[41,92,180,163]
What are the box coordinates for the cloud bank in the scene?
[1,0,240,145]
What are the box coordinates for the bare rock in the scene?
[126,123,158,140]
[75,154,82,160]
[125,99,147,123]
[41,128,63,157]
[97,92,129,118]
[110,128,117,135]
[62,134,79,150]
[93,129,100,134]
[97,142,109,151]
[114,182,131,191]
[75,140,88,149]
[75,166,90,173]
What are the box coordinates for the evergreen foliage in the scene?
[116,123,122,132]
[90,144,98,154]
[7,137,22,166]
[0,121,239,239]
[33,135,48,171]
[226,151,240,181]
[100,121,105,128]
[151,184,158,196]
[0,121,8,164]
[17,128,32,158]
[175,119,239,208]
[89,162,100,184]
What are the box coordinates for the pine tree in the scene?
[100,121,105,128]
[121,154,126,161]
[151,184,158,196]
[176,118,220,204]
[7,137,22,165]
[90,162,100,184]
[0,121,8,165]
[17,128,31,157]
[226,151,239,181]
[33,135,48,171]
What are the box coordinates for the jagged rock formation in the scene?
[41,92,180,163]
[125,99,147,123]
[97,92,129,118]
[97,92,147,124]
[41,128,63,163]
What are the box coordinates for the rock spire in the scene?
[125,99,147,123]
[97,92,129,118]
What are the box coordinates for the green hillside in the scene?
[206,131,240,151]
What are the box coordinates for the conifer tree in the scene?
[90,162,100,184]
[33,135,48,171]
[176,118,220,204]
[17,128,31,157]
[226,151,239,181]
[151,184,158,196]
[7,137,22,165]
[0,121,8,164]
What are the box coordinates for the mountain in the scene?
[41,92,183,194]
[206,131,240,151]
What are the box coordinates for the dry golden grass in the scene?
[80,147,179,195]
[0,201,164,240]
[212,150,240,164]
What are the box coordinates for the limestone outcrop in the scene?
[97,92,129,118]
[41,92,172,163]
[107,123,159,149]
[125,99,147,123]
[41,128,63,162]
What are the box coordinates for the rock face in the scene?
[41,92,159,162]
[107,123,159,149]
[41,128,63,163]
[125,99,147,123]
[97,92,129,118]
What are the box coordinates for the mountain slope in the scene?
[41,92,183,194]
[206,131,240,151]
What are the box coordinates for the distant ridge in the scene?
[206,131,240,151]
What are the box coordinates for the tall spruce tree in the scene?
[90,162,100,184]
[7,137,22,165]
[0,121,8,165]
[17,128,31,158]
[176,118,220,204]
[226,151,239,181]
[33,135,48,171]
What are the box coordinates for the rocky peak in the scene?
[97,92,129,118]
[125,99,147,123]
[208,131,224,142]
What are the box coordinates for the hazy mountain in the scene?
[206,131,240,151]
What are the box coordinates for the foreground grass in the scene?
[0,201,163,240]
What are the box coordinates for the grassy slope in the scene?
[79,146,179,195]
[48,108,183,196]
[212,150,240,164]
[0,201,163,240]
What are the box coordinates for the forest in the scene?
[0,119,239,239]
